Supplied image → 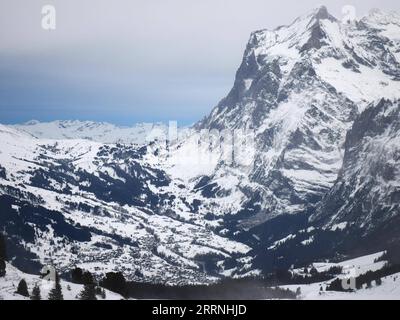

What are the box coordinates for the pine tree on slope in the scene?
[16,279,29,297]
[0,233,7,277]
[31,285,41,300]
[0,233,6,260]
[79,283,97,300]
[48,273,64,300]
[0,259,5,277]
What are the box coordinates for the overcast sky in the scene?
[0,0,399,126]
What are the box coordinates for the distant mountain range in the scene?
[11,120,168,145]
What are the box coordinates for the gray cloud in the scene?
[0,0,399,125]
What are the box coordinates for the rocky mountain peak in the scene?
[307,5,336,23]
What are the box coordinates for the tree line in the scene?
[0,233,6,277]
[327,263,400,292]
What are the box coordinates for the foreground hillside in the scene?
[282,252,400,300]
[0,263,123,300]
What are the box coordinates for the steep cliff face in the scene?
[195,6,400,225]
[252,99,400,272]
[311,99,400,241]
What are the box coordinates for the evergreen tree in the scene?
[71,268,94,285]
[71,267,83,284]
[0,233,6,277]
[79,283,97,300]
[31,285,41,300]
[100,272,128,297]
[0,259,5,277]
[16,279,29,297]
[82,271,94,285]
[95,286,102,295]
[0,233,6,261]
[48,273,64,300]
[275,269,292,282]
[101,288,106,300]
[95,286,106,299]
[310,267,318,276]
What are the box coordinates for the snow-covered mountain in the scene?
[1,6,400,287]
[12,120,169,145]
[0,123,253,284]
[310,99,400,245]
[196,6,400,223]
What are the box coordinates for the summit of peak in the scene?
[313,6,329,18]
[302,5,337,24]
[253,6,336,36]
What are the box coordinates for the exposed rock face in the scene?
[311,99,400,239]
[195,6,400,226]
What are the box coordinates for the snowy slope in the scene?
[284,272,400,300]
[0,124,253,285]
[12,120,168,145]
[282,252,400,300]
[0,263,123,300]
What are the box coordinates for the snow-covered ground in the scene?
[0,123,254,284]
[0,263,123,300]
[282,252,400,300]
[11,120,168,145]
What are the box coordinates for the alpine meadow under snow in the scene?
[1,6,400,299]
